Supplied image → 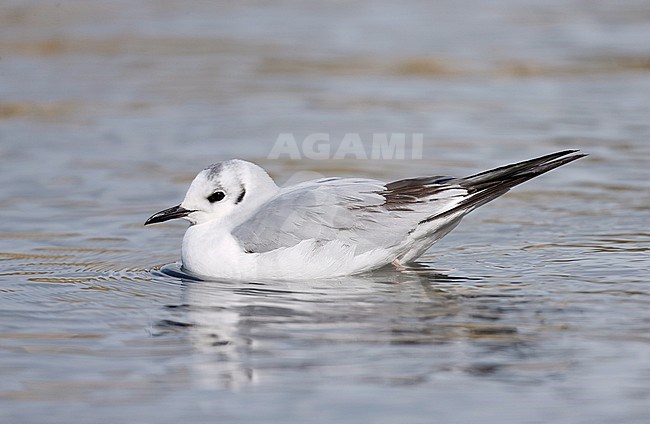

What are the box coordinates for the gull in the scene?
[145,150,586,280]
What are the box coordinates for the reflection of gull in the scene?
[146,150,585,280]
[159,265,472,389]
[154,265,542,389]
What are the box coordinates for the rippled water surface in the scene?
[1,1,649,423]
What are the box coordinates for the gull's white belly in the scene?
[181,223,397,280]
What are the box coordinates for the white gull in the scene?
[145,150,586,280]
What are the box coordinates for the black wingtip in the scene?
[464,149,586,184]
[420,149,587,224]
[536,150,588,171]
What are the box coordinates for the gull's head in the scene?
[145,159,279,227]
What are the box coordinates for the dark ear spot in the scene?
[235,186,246,204]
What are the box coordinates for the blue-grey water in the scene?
[1,1,649,423]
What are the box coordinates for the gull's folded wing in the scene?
[231,176,465,254]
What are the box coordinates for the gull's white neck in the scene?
[182,221,245,279]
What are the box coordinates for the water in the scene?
[1,0,649,422]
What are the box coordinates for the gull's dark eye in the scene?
[207,191,225,203]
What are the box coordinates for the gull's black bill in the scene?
[144,205,193,225]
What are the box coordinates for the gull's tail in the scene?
[433,150,587,220]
